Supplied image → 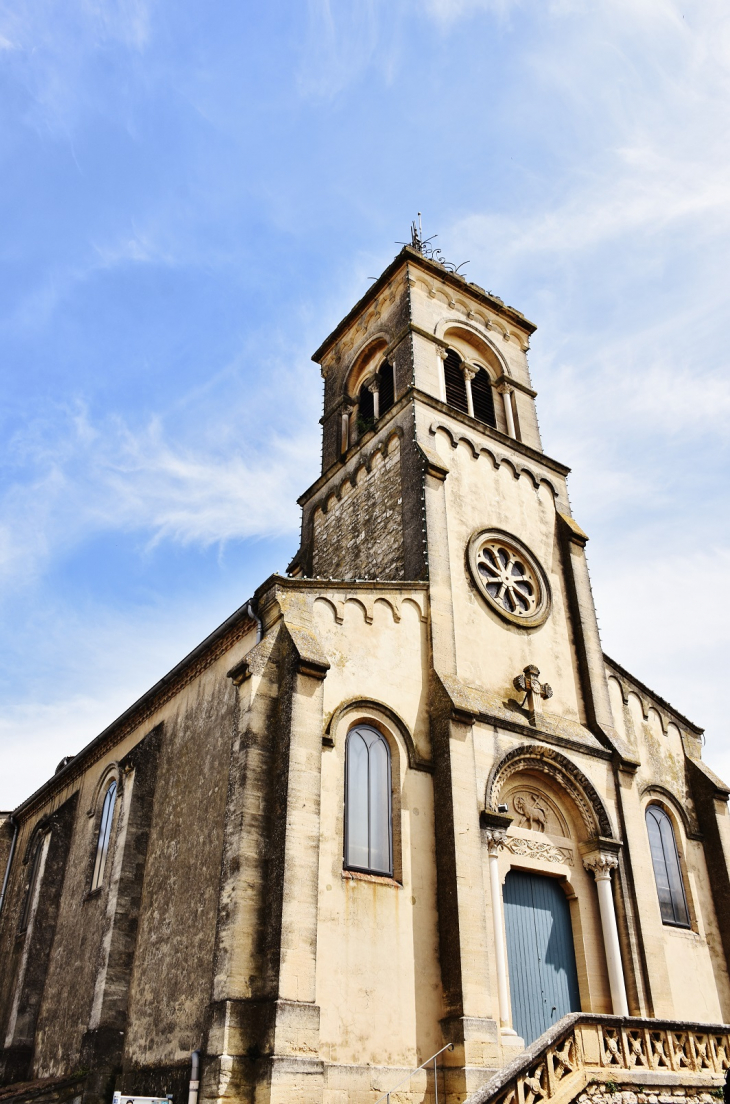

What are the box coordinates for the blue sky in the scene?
[1,0,729,807]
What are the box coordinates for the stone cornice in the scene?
[311,247,536,364]
[493,372,537,399]
[417,390,570,476]
[604,653,704,736]
[298,402,410,508]
[436,673,612,762]
[255,574,429,592]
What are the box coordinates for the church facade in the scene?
[1,242,729,1104]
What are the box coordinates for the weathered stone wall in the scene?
[318,266,411,475]
[577,1082,724,1104]
[119,669,239,1073]
[311,434,405,581]
[0,619,257,1095]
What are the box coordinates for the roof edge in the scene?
[13,597,259,819]
[603,653,704,735]
[311,246,537,364]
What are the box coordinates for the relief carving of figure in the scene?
[513,792,548,832]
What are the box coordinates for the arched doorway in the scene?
[503,870,581,1045]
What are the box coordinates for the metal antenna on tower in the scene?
[397,214,469,275]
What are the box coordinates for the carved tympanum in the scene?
[513,791,548,832]
[506,786,571,839]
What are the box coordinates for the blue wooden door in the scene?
[503,870,581,1045]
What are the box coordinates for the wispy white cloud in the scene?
[0,398,318,594]
[423,0,519,24]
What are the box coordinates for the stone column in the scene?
[340,404,353,455]
[583,848,629,1016]
[367,378,380,420]
[462,364,477,419]
[436,347,448,403]
[481,819,518,1040]
[497,384,516,439]
[262,612,329,1104]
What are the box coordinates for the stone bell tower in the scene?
[291,234,546,586]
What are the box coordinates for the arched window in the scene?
[379,361,395,416]
[19,834,46,933]
[645,804,690,927]
[472,366,497,428]
[91,780,117,891]
[345,725,392,876]
[443,349,468,414]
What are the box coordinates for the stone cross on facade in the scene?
[513,663,553,722]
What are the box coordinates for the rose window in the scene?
[468,529,551,628]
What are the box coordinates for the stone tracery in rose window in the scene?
[468,529,551,628]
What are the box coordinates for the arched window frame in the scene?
[90,779,118,892]
[344,724,394,878]
[18,829,49,934]
[354,360,397,440]
[645,802,691,928]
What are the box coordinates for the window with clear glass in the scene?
[645,804,690,927]
[345,726,392,876]
[91,781,117,891]
[19,835,46,933]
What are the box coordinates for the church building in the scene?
[1,236,729,1104]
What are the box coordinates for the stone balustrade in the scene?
[466,1015,730,1104]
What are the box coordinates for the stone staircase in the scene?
[465,1015,730,1104]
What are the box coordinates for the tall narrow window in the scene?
[19,834,46,933]
[91,780,117,891]
[471,367,497,428]
[645,805,690,927]
[379,362,395,416]
[345,726,392,876]
[443,349,468,414]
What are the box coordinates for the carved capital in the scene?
[462,364,479,382]
[366,378,380,394]
[583,852,619,881]
[484,828,508,856]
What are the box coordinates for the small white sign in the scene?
[112,1094,171,1104]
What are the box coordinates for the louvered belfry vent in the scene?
[472,366,497,428]
[444,349,468,414]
